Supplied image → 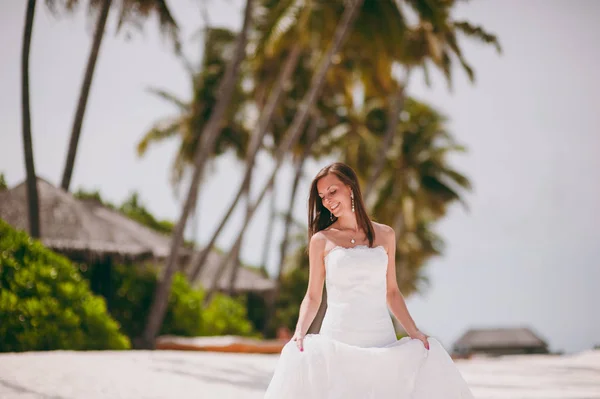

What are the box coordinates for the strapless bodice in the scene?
[320,245,396,347]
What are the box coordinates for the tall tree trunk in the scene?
[190,194,200,248]
[364,81,405,204]
[278,115,318,281]
[140,0,255,350]
[203,171,277,305]
[262,114,319,335]
[220,231,243,296]
[21,0,40,239]
[259,183,277,271]
[188,43,302,282]
[226,181,251,295]
[202,0,364,306]
[61,0,112,191]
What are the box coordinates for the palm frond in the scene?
[146,87,188,110]
[454,20,502,54]
[136,118,181,156]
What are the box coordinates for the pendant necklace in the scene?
[349,228,358,244]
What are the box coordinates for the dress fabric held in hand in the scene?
[264,245,474,399]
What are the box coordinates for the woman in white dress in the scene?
[264,162,473,398]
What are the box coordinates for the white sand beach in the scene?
[0,349,598,399]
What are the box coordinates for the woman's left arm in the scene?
[384,225,430,349]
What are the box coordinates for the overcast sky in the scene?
[1,0,599,354]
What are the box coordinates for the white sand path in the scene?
[0,350,598,399]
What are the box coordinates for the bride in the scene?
[264,162,474,398]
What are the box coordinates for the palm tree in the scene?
[372,98,471,293]
[140,0,255,350]
[201,0,366,305]
[226,179,251,295]
[261,113,321,334]
[137,27,250,191]
[60,0,111,191]
[186,42,303,283]
[363,8,501,201]
[259,183,277,276]
[188,0,367,287]
[56,0,181,191]
[21,0,41,238]
[304,2,500,332]
[138,27,251,251]
[201,0,404,324]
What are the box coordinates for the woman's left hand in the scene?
[409,330,430,350]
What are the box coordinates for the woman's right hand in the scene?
[291,331,305,352]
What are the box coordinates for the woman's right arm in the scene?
[292,233,326,350]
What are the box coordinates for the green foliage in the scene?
[73,188,117,209]
[138,26,250,189]
[275,268,309,334]
[245,291,269,333]
[0,219,130,352]
[202,293,257,337]
[118,192,175,235]
[80,261,256,340]
[272,248,311,335]
[74,189,175,235]
[0,173,7,191]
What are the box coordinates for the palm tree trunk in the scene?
[202,0,364,307]
[21,0,40,239]
[259,183,276,271]
[364,81,405,204]
[223,231,244,296]
[226,181,251,295]
[61,0,112,191]
[190,190,200,247]
[262,114,319,335]
[187,43,302,283]
[278,116,318,281]
[140,0,255,350]
[203,173,276,305]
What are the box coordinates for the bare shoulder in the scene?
[309,231,328,253]
[372,221,395,244]
[372,220,394,235]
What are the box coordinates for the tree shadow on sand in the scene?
[0,376,68,399]
[152,360,274,391]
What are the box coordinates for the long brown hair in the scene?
[308,162,376,247]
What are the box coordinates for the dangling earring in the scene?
[330,210,334,221]
[351,192,355,212]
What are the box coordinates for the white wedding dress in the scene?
[264,245,474,399]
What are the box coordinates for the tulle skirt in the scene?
[264,334,473,399]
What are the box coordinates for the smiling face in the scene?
[317,173,351,218]
[308,162,374,242]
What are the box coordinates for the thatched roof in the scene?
[79,197,192,260]
[0,177,275,293]
[453,327,549,352]
[191,250,276,294]
[0,178,173,262]
[79,193,273,293]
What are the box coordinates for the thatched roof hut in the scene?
[0,178,275,295]
[453,327,549,356]
[0,178,154,262]
[79,196,192,261]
